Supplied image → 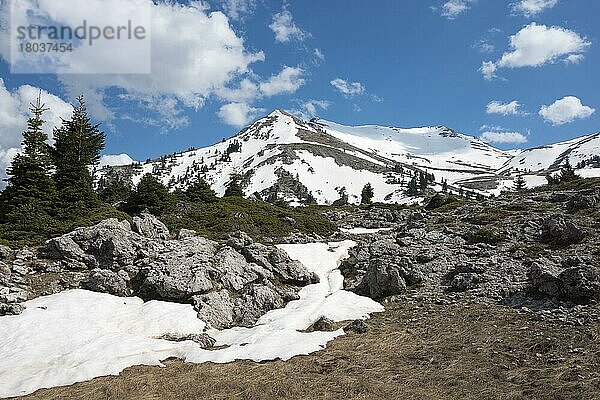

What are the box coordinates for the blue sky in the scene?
[0,0,598,165]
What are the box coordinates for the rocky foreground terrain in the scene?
[0,213,318,331]
[1,181,599,399]
[336,183,600,325]
[2,182,600,328]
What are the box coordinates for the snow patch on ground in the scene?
[0,241,383,398]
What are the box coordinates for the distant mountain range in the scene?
[97,110,600,205]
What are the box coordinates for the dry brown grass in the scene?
[15,302,600,400]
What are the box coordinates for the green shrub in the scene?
[463,227,505,245]
[161,197,335,241]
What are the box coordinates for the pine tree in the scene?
[332,187,349,206]
[442,179,448,193]
[97,171,133,205]
[126,173,173,215]
[361,183,374,205]
[4,93,56,215]
[419,172,428,192]
[224,173,244,197]
[406,176,419,196]
[558,158,579,183]
[185,175,217,203]
[52,96,105,215]
[514,174,526,191]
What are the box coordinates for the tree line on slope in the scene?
[0,95,334,246]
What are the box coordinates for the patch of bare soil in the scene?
[15,301,600,400]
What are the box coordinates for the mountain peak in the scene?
[98,115,600,205]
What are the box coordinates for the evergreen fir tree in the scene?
[361,183,374,204]
[4,93,56,215]
[419,172,428,192]
[224,173,244,197]
[406,176,419,196]
[97,172,133,205]
[52,96,105,215]
[185,175,217,203]
[126,173,173,215]
[332,187,349,206]
[514,174,526,191]
[558,158,579,183]
[442,179,448,193]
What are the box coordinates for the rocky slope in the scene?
[97,110,600,204]
[337,183,600,325]
[0,213,318,329]
[3,181,599,329]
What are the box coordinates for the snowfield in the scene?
[0,241,383,398]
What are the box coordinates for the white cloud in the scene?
[217,103,265,127]
[314,48,325,62]
[219,0,256,21]
[259,66,306,97]
[269,9,308,43]
[330,78,366,97]
[480,61,498,80]
[511,0,558,18]
[440,0,475,19]
[474,40,495,54]
[99,154,136,168]
[0,79,72,187]
[0,0,265,128]
[565,54,584,64]
[539,96,595,125]
[486,100,526,115]
[481,23,590,79]
[481,130,528,144]
[291,100,331,120]
[216,78,260,103]
[119,95,190,132]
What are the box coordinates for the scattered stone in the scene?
[311,316,336,332]
[86,269,129,297]
[178,229,197,239]
[0,303,24,316]
[539,215,585,246]
[0,245,13,260]
[345,319,369,334]
[158,333,216,348]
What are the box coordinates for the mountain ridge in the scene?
[96,110,600,205]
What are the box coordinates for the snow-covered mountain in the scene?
[97,110,600,204]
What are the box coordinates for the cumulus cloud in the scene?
[481,23,590,80]
[215,66,306,125]
[539,96,595,125]
[0,0,265,128]
[440,0,475,19]
[0,79,72,187]
[330,78,366,97]
[218,103,265,127]
[511,0,558,18]
[259,66,306,97]
[480,130,528,144]
[269,8,308,43]
[486,100,527,115]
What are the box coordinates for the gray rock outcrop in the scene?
[12,219,319,330]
